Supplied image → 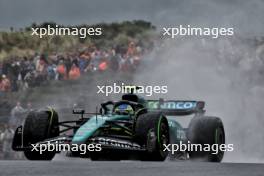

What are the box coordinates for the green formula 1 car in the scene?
[12,92,225,162]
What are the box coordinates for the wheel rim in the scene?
[159,121,169,157]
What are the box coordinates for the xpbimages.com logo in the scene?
[31,25,102,38]
[163,141,234,155]
[31,142,102,155]
[97,83,168,96]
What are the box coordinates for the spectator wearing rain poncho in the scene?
[0,124,14,159]
[9,102,27,128]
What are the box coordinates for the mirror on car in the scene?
[99,107,103,115]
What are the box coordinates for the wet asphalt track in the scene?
[0,160,263,176]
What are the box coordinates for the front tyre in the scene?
[135,112,170,161]
[23,109,59,160]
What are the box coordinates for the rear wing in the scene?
[146,100,205,116]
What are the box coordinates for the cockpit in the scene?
[113,103,134,115]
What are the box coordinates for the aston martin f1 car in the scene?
[12,93,225,162]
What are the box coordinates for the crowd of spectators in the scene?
[0,21,154,159]
[0,41,146,95]
[0,41,150,159]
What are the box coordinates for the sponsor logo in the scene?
[148,101,196,110]
[91,137,141,149]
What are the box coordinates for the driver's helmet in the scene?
[114,103,134,115]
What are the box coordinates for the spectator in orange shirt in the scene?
[69,63,80,80]
[0,75,11,92]
[126,42,137,57]
[56,61,66,80]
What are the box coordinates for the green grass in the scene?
[0,20,156,60]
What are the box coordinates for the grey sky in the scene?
[0,0,264,35]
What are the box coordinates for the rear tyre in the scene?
[23,109,59,160]
[135,112,170,161]
[187,116,225,162]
